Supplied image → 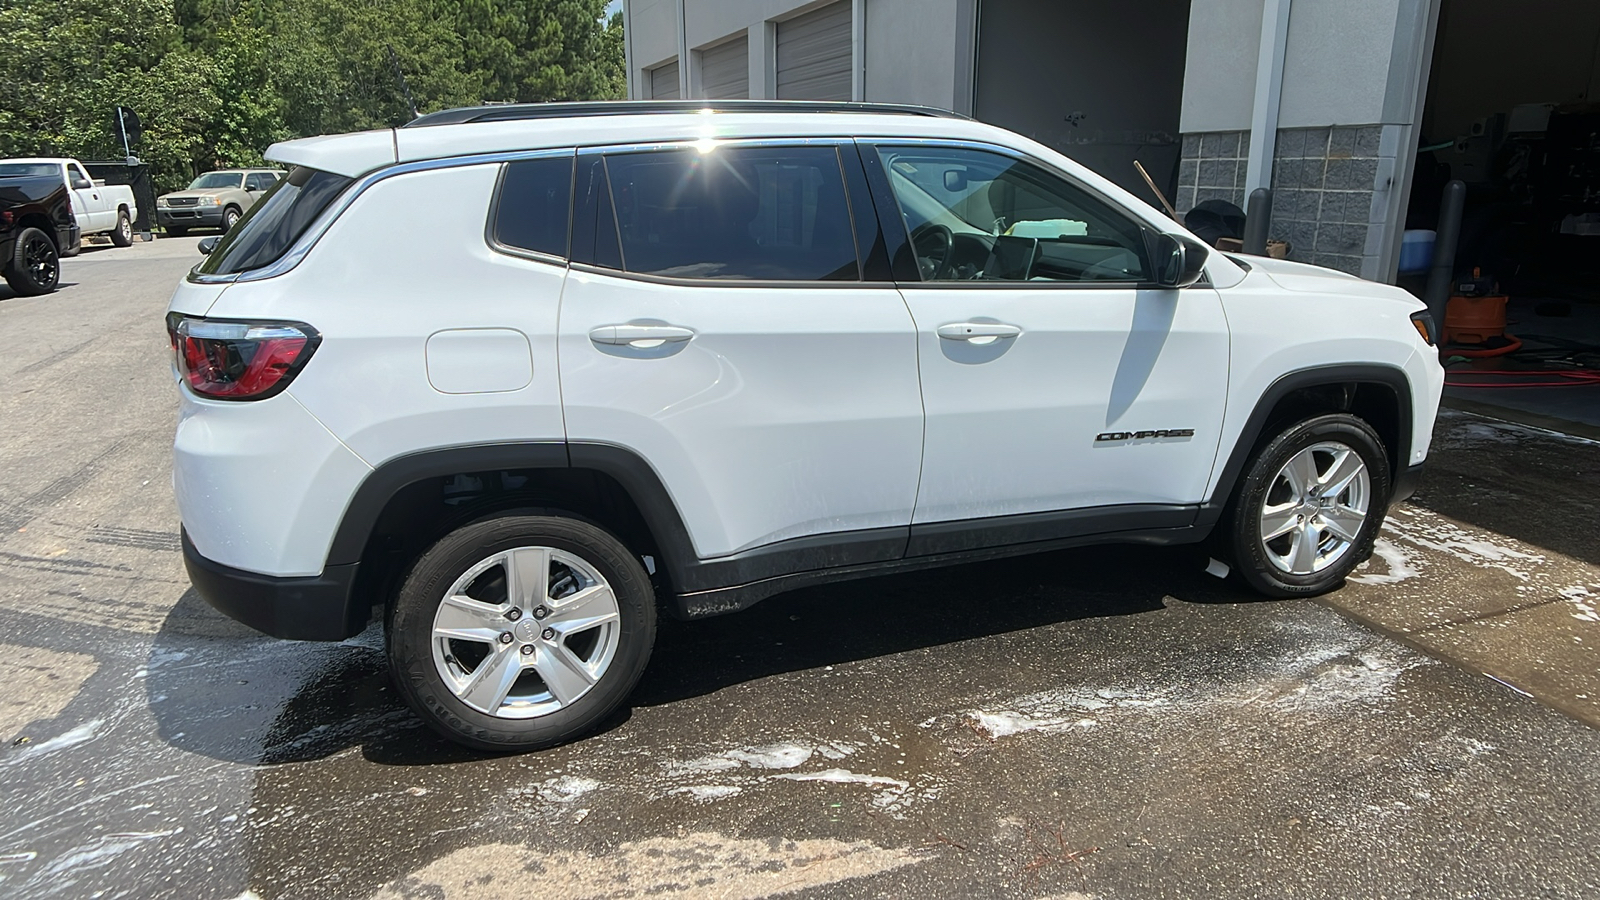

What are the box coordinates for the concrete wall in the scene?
[1179,0,1262,133]
[1177,0,1437,281]
[863,0,971,112]
[1181,0,1425,131]
[629,0,682,77]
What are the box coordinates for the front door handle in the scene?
[589,324,696,347]
[936,322,1022,341]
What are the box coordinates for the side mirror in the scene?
[70,177,93,190]
[197,236,219,255]
[1152,232,1209,288]
[943,168,969,192]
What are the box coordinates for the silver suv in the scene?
[157,168,283,235]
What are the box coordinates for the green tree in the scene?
[0,0,219,190]
[2,0,627,192]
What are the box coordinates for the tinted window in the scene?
[877,146,1150,284]
[197,167,353,276]
[493,156,574,258]
[604,146,859,281]
[245,173,276,191]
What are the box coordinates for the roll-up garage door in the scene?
[776,2,851,101]
[700,37,749,99]
[650,60,681,99]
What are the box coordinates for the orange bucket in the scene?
[1442,294,1508,345]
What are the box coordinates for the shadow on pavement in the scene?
[146,542,1259,771]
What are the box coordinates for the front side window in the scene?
[603,145,860,281]
[196,166,353,276]
[877,146,1150,284]
[492,155,574,259]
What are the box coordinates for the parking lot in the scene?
[2,241,1599,899]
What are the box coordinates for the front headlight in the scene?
[199,196,220,207]
[157,197,169,207]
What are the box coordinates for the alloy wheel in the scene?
[430,546,622,718]
[1258,441,1371,575]
[24,235,57,287]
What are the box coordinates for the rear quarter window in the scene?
[196,167,353,276]
[491,155,575,259]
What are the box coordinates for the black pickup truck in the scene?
[0,173,80,295]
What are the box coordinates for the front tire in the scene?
[4,227,60,296]
[222,207,241,232]
[111,209,133,247]
[1227,414,1390,597]
[388,514,656,752]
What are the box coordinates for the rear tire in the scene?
[1226,413,1390,597]
[3,227,60,296]
[388,513,656,752]
[111,209,133,247]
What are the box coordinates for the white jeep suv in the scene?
[167,101,1444,750]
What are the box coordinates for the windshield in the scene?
[196,166,353,276]
[188,172,244,190]
[0,163,59,178]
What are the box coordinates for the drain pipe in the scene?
[1422,179,1465,328]
[1243,188,1272,255]
[1243,0,1293,195]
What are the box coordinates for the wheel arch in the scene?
[328,442,697,604]
[1199,364,1412,525]
[15,214,59,249]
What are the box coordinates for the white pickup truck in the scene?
[0,158,138,248]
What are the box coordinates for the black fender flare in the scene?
[323,441,701,592]
[1197,363,1414,525]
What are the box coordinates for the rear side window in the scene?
[603,146,859,281]
[197,167,353,276]
[492,156,574,258]
[245,172,276,191]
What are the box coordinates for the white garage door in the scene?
[701,37,749,99]
[649,60,680,99]
[776,2,851,101]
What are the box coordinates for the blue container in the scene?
[1399,229,1435,273]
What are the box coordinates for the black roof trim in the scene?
[404,100,968,128]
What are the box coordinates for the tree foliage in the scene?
[0,0,623,190]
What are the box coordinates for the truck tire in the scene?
[388,512,656,752]
[4,227,60,296]
[222,207,241,232]
[111,209,133,247]
[1225,413,1390,598]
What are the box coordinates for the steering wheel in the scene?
[909,223,957,280]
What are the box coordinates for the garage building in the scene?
[623,0,1600,297]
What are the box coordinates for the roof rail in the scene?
[404,100,968,128]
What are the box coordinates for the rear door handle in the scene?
[589,324,696,346]
[936,322,1022,341]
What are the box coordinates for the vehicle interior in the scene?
[882,149,1151,283]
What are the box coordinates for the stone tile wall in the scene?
[1177,124,1402,279]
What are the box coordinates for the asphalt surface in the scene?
[2,239,1598,899]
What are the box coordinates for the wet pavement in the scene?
[2,241,1598,899]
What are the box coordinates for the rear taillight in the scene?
[165,314,320,400]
